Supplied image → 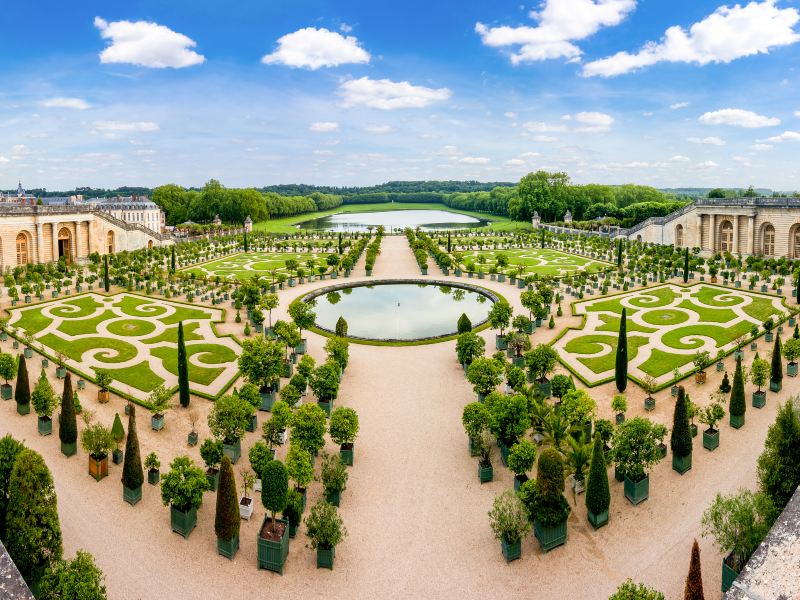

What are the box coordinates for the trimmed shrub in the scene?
[58,373,77,447]
[585,435,610,516]
[215,455,240,542]
[671,387,692,458]
[757,399,800,510]
[683,539,704,600]
[729,356,746,418]
[122,406,143,491]
[15,354,30,406]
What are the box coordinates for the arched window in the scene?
[16,232,30,265]
[763,224,775,256]
[147,240,154,249]
[107,231,114,254]
[675,224,684,247]
[791,224,800,259]
[720,221,734,253]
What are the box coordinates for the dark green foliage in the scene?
[6,448,63,588]
[215,455,240,542]
[671,387,692,458]
[615,308,628,393]
[447,231,452,253]
[110,413,124,445]
[335,316,348,337]
[177,322,190,408]
[58,373,77,446]
[0,434,24,539]
[794,323,799,339]
[719,372,731,394]
[519,448,571,527]
[683,248,689,283]
[609,580,665,600]
[261,460,288,530]
[771,335,783,384]
[684,539,704,600]
[170,245,176,272]
[457,313,472,334]
[15,354,30,406]
[585,435,610,516]
[122,405,143,491]
[488,394,529,448]
[757,399,800,510]
[38,550,107,600]
[617,239,623,267]
[103,255,109,292]
[283,488,303,530]
[730,356,746,418]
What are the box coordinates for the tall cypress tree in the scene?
[243,231,248,252]
[684,539,705,600]
[177,322,190,408]
[585,434,610,525]
[447,232,451,253]
[215,455,240,545]
[103,255,110,292]
[730,355,746,424]
[771,334,783,388]
[58,373,77,456]
[671,386,692,459]
[170,245,176,273]
[615,308,628,393]
[683,248,689,283]
[617,239,623,268]
[122,405,143,495]
[540,227,546,249]
[15,354,30,410]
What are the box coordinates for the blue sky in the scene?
[1,0,799,190]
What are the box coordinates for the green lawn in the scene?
[181,251,332,283]
[40,333,139,363]
[106,361,164,394]
[13,310,53,335]
[151,343,236,386]
[106,319,157,337]
[57,310,117,336]
[456,248,609,278]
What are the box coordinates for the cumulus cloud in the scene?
[93,121,160,132]
[699,108,780,128]
[670,101,690,110]
[505,158,526,166]
[522,121,567,133]
[695,160,719,168]
[40,97,91,110]
[476,0,635,64]
[688,135,726,145]
[94,17,204,68]
[573,111,614,132]
[459,156,491,164]
[751,143,773,150]
[669,155,691,162]
[309,121,340,132]
[262,27,370,69]
[761,130,800,142]
[364,124,394,134]
[338,77,451,110]
[583,1,800,77]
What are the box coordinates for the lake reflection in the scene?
[298,209,487,232]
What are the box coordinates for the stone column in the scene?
[709,213,716,252]
[696,213,704,249]
[35,222,44,263]
[71,222,78,261]
[748,216,755,255]
[85,221,93,255]
[52,222,59,262]
[733,215,739,254]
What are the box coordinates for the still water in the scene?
[298,209,487,232]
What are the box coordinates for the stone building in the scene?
[89,195,164,234]
[623,198,800,257]
[0,204,172,269]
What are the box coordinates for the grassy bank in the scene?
[252,202,531,234]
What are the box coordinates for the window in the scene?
[763,224,775,256]
[16,232,30,265]
[720,221,734,253]
[675,224,684,247]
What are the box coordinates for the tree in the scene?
[262,460,288,533]
[730,355,746,421]
[335,316,348,337]
[518,448,571,527]
[466,358,504,397]
[719,371,731,394]
[457,313,472,334]
[683,247,689,283]
[560,389,597,430]
[520,290,542,322]
[0,434,24,539]
[671,387,692,459]
[455,331,485,366]
[507,440,537,478]
[329,407,359,446]
[488,490,530,546]
[58,373,77,454]
[617,239,623,268]
[524,344,558,383]
[290,403,327,455]
[38,551,107,600]
[6,448,63,587]
[517,170,569,222]
[771,335,783,386]
[310,361,340,402]
[0,352,16,386]
[684,539,704,600]
[609,580,665,600]
[160,456,209,513]
[215,455,239,543]
[208,393,253,444]
[304,500,347,551]
[615,307,628,393]
[488,394,529,449]
[170,245,176,272]
[237,336,284,391]
[103,255,110,292]
[288,299,316,338]
[609,417,663,482]
[122,405,143,492]
[15,353,30,407]
[550,373,574,399]
[750,356,769,393]
[177,322,190,407]
[489,301,512,337]
[757,399,800,510]
[585,435,610,519]
[324,336,349,371]
[462,402,490,441]
[32,369,58,418]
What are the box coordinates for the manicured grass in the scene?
[151,343,236,385]
[692,286,743,307]
[661,322,753,349]
[40,333,139,364]
[13,310,53,335]
[676,300,736,323]
[743,296,782,322]
[114,296,168,318]
[565,334,649,374]
[638,348,694,378]
[456,248,608,278]
[106,319,157,337]
[51,296,103,318]
[142,322,203,344]
[640,309,689,326]
[57,310,117,336]
[106,361,164,393]
[627,287,679,308]
[181,251,331,283]
[161,305,214,326]
[596,314,655,334]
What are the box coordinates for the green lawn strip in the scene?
[581,297,637,316]
[742,297,783,322]
[596,313,656,334]
[13,309,53,335]
[661,321,752,350]
[39,333,139,364]
[57,309,117,336]
[692,286,744,307]
[142,322,204,344]
[160,305,214,325]
[150,343,236,385]
[627,286,679,308]
[106,319,157,337]
[572,335,649,374]
[105,361,164,394]
[114,295,168,318]
[639,309,690,326]
[675,300,736,323]
[456,248,605,277]
[50,296,104,318]
[638,348,694,378]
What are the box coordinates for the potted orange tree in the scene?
[305,500,347,570]
[80,413,114,481]
[329,406,359,466]
[160,455,209,538]
[488,489,530,562]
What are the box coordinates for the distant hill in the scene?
[659,187,774,198]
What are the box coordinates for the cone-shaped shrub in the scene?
[122,406,143,491]
[15,354,30,406]
[58,373,77,448]
[103,255,110,292]
[719,371,731,394]
[111,413,124,445]
[730,355,746,418]
[177,322,190,408]
[585,435,610,517]
[615,308,628,393]
[457,313,472,334]
[683,248,689,283]
[683,539,704,600]
[215,455,239,542]
[671,386,692,458]
[771,335,783,385]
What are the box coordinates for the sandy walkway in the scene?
[0,234,791,599]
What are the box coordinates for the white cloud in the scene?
[669,155,691,162]
[795,110,800,117]
[532,135,559,142]
[688,135,726,145]
[522,121,567,133]
[364,124,394,134]
[313,150,334,156]
[262,27,370,69]
[459,156,491,164]
[40,97,91,110]
[670,101,690,110]
[762,130,800,142]
[338,77,451,110]
[340,23,353,34]
[583,1,800,77]
[520,151,541,158]
[505,158,526,166]
[699,108,780,128]
[695,160,719,168]
[642,111,654,117]
[94,17,204,68]
[475,0,636,64]
[309,121,340,132]
[93,121,160,132]
[573,111,614,132]
[751,143,773,150]
[0,156,9,163]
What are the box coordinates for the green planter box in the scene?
[318,398,333,417]
[339,443,354,466]
[170,505,197,539]
[691,424,698,438]
[537,380,552,398]
[147,469,160,485]
[501,538,522,562]
[223,439,241,464]
[206,469,220,491]
[246,413,257,433]
[498,442,510,466]
[188,431,198,446]
[295,340,307,355]
[752,391,766,408]
[587,509,608,529]
[317,546,335,569]
[61,441,77,457]
[1,384,12,401]
[721,555,740,593]
[282,361,293,378]
[24,348,33,359]
[325,489,341,507]
[259,390,276,411]
[703,428,720,450]
[730,413,745,429]
[217,534,239,560]
[644,396,656,411]
[123,485,142,506]
[788,362,798,377]
[56,366,67,379]
[672,453,692,475]
[478,461,493,483]
[38,416,52,436]
[770,379,781,392]
[151,414,165,431]
[495,335,508,351]
[534,520,567,552]
[623,474,649,505]
[257,517,289,575]
[614,465,624,482]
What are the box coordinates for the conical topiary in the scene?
[671,386,692,459]
[103,255,110,292]
[215,455,240,544]
[683,539,705,600]
[719,371,731,394]
[730,355,746,424]
[771,335,783,386]
[615,308,628,393]
[177,322,190,408]
[457,313,472,334]
[14,354,30,407]
[585,434,610,526]
[111,413,125,445]
[58,373,77,455]
[122,406,143,492]
[683,248,689,283]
